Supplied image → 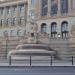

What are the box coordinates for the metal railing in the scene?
[8,55,75,66]
[9,55,53,66]
[0,36,75,66]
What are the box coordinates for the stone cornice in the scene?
[0,0,28,7]
[0,0,28,4]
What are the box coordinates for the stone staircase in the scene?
[0,38,19,60]
[49,38,73,60]
[0,35,75,61]
[0,36,30,60]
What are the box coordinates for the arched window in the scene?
[61,21,68,38]
[41,0,48,16]
[51,22,57,38]
[41,23,47,33]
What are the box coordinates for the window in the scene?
[31,0,36,6]
[0,7,4,15]
[19,4,24,13]
[4,31,8,37]
[0,19,4,27]
[31,33,34,37]
[19,17,24,25]
[51,0,58,16]
[13,5,17,14]
[17,30,22,37]
[41,23,47,33]
[6,18,10,25]
[61,0,68,14]
[61,21,68,38]
[10,30,15,37]
[41,0,48,16]
[6,6,10,14]
[12,17,16,25]
[29,10,35,20]
[51,22,57,38]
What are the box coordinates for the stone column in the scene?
[37,0,41,19]
[68,0,72,15]
[3,7,6,28]
[47,0,51,18]
[70,0,75,15]
[10,6,13,27]
[24,3,28,26]
[35,0,40,19]
[17,5,20,25]
[57,0,61,16]
[16,4,19,26]
[9,6,12,27]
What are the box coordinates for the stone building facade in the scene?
[0,0,75,59]
[28,0,75,59]
[28,0,75,37]
[0,0,28,37]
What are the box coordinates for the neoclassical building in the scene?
[28,0,75,58]
[0,0,28,37]
[0,0,75,59]
[28,0,75,37]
